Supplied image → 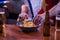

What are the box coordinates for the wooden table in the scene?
[0,24,56,40]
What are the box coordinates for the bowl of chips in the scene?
[17,19,39,33]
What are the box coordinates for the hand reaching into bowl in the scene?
[33,2,60,26]
[33,14,45,25]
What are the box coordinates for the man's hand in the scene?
[33,14,44,25]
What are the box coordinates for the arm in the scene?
[33,2,60,25]
[40,2,60,20]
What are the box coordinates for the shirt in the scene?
[6,0,24,14]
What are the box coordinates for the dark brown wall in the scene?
[52,0,58,6]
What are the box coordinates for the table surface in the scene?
[0,24,59,40]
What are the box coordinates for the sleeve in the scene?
[24,0,32,18]
[49,2,60,17]
[40,2,60,20]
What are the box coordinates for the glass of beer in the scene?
[55,15,60,40]
[56,15,60,31]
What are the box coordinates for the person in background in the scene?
[5,0,24,19]
[17,4,31,22]
[5,0,33,20]
[33,2,60,26]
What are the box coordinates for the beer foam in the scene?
[0,12,5,14]
[56,16,60,20]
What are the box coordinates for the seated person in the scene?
[17,4,32,22]
[33,2,60,25]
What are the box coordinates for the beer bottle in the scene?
[0,12,5,33]
[43,11,50,36]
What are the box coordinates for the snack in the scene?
[19,24,23,27]
[19,19,36,27]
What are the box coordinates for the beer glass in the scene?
[55,15,60,40]
[0,11,6,37]
[0,12,5,32]
[56,15,60,30]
